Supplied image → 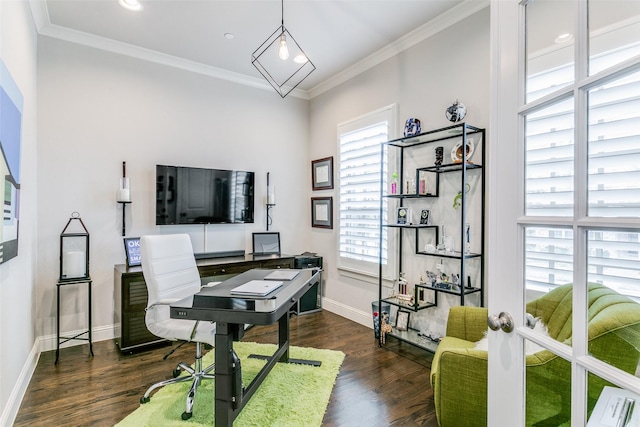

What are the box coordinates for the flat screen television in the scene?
[155,165,254,225]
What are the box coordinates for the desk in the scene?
[114,254,295,352]
[170,268,322,426]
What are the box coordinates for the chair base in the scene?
[140,342,214,419]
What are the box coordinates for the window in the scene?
[337,105,396,278]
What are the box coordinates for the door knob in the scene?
[488,312,514,333]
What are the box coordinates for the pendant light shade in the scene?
[251,1,315,98]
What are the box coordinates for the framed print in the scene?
[419,209,431,225]
[312,157,333,190]
[123,237,142,267]
[396,207,411,225]
[311,197,333,229]
[396,310,410,331]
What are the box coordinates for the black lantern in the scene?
[59,212,90,282]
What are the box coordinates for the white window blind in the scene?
[337,106,396,277]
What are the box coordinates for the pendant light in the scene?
[251,0,315,98]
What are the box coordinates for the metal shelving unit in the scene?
[376,122,486,351]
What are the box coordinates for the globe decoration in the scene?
[403,118,421,137]
[445,100,467,123]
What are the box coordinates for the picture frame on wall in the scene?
[311,157,333,190]
[396,310,410,331]
[311,197,333,229]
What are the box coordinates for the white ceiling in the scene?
[29,0,488,98]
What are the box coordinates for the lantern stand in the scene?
[56,212,93,364]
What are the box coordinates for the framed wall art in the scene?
[311,157,333,190]
[311,197,333,229]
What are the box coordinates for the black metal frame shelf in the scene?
[376,122,486,353]
[387,328,440,353]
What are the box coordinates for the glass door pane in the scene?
[589,0,640,76]
[526,0,575,103]
[587,70,640,217]
[525,99,575,216]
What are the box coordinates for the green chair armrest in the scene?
[433,347,488,427]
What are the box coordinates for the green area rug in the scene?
[116,342,345,427]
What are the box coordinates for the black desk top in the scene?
[170,268,320,325]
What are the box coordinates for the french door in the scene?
[489,0,640,426]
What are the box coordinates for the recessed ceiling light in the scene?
[555,33,573,44]
[224,33,235,40]
[119,0,142,11]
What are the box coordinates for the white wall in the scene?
[36,36,310,346]
[308,8,490,334]
[0,1,39,424]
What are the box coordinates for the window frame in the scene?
[336,104,398,283]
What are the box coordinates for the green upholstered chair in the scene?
[430,283,640,427]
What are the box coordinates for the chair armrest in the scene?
[445,306,489,342]
[433,347,488,427]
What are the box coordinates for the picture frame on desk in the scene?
[311,157,333,190]
[311,197,333,229]
[123,237,141,267]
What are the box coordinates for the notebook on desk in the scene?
[230,280,284,297]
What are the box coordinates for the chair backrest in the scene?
[140,234,202,307]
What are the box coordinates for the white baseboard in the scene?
[321,297,374,330]
[0,339,39,427]
[0,324,117,426]
[38,323,116,353]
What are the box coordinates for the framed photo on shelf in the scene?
[123,237,141,267]
[311,157,333,190]
[396,310,410,331]
[311,197,333,229]
[396,207,411,225]
[419,209,431,225]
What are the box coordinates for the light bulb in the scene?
[278,34,289,60]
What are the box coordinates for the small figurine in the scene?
[380,312,393,345]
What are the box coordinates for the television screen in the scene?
[156,165,254,225]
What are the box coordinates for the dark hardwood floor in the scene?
[15,310,438,426]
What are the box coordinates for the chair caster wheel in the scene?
[173,367,181,378]
[140,396,150,404]
[182,411,192,420]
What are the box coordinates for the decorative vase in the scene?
[445,100,467,123]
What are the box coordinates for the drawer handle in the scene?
[221,269,226,273]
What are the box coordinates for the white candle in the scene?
[63,251,85,278]
[267,187,276,205]
[117,177,130,202]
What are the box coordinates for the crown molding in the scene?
[308,0,489,99]
[27,0,488,101]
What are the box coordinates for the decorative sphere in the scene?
[445,101,467,123]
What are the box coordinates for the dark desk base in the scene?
[214,313,321,426]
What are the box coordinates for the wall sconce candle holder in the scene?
[117,161,132,236]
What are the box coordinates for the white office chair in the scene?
[139,234,216,420]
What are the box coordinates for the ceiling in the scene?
[30,0,488,98]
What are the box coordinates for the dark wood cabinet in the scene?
[114,254,295,352]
